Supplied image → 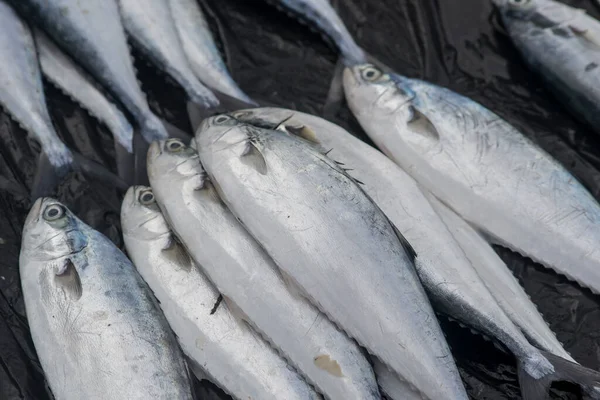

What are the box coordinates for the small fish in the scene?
[493,0,600,134]
[34,29,135,181]
[117,0,218,108]
[344,64,600,398]
[168,0,254,105]
[121,186,322,400]
[20,198,193,400]
[10,0,168,143]
[265,0,365,65]
[147,139,381,400]
[0,1,72,185]
[197,116,468,400]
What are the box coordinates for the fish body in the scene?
[121,186,322,400]
[117,0,218,108]
[373,362,423,400]
[168,0,253,104]
[494,0,600,134]
[426,194,574,362]
[197,116,468,400]
[10,0,168,142]
[0,0,71,170]
[266,0,365,64]
[34,29,134,153]
[231,107,560,386]
[20,198,193,400]
[343,64,600,296]
[148,139,380,400]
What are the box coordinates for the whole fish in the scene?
[168,0,254,104]
[9,0,168,143]
[34,29,134,181]
[426,194,575,362]
[148,139,381,400]
[0,1,71,172]
[494,0,600,134]
[343,64,600,397]
[121,186,322,400]
[231,108,589,399]
[197,116,468,400]
[117,0,218,108]
[20,198,193,400]
[265,0,365,65]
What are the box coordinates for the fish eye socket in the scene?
[214,115,231,125]
[43,204,66,221]
[361,67,383,82]
[139,190,155,205]
[166,140,184,152]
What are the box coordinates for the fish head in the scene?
[493,0,573,33]
[147,138,205,185]
[21,198,88,262]
[121,186,170,242]
[230,108,295,130]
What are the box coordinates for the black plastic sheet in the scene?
[1,0,600,398]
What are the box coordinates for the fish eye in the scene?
[138,190,155,205]
[214,115,231,125]
[166,139,184,152]
[43,204,66,221]
[361,66,383,82]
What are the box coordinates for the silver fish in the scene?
[20,198,193,400]
[196,116,468,400]
[343,63,600,296]
[147,139,381,400]
[9,0,168,142]
[0,0,71,170]
[168,0,254,104]
[121,186,322,400]
[117,0,218,108]
[425,193,574,362]
[34,29,134,154]
[344,64,600,398]
[229,107,580,395]
[373,361,423,400]
[494,0,600,134]
[266,0,365,65]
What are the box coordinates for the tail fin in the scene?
[518,350,600,400]
[140,113,169,143]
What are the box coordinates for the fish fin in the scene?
[162,235,192,271]
[114,142,135,185]
[241,141,267,175]
[186,101,208,134]
[71,152,129,192]
[209,294,223,315]
[140,114,169,143]
[277,267,310,301]
[322,58,346,120]
[134,133,150,186]
[31,152,71,200]
[54,258,82,301]
[518,350,600,400]
[390,222,417,263]
[278,123,320,145]
[222,295,251,329]
[406,106,440,142]
[568,25,600,47]
[161,118,192,140]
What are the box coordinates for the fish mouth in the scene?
[343,67,359,89]
[24,197,47,227]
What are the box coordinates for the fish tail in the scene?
[31,148,73,200]
[187,81,220,109]
[140,113,169,143]
[518,349,600,400]
[322,57,346,120]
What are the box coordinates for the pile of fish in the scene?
[11,0,600,399]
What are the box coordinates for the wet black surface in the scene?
[2,0,600,399]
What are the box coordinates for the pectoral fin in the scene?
[406,105,440,142]
[241,142,267,175]
[162,235,192,271]
[54,258,82,300]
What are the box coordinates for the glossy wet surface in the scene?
[1,0,600,398]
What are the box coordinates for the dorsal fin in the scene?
[54,258,82,300]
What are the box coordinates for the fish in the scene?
[117,0,218,108]
[9,0,168,143]
[373,362,423,400]
[168,0,254,105]
[147,139,381,400]
[493,0,600,135]
[265,0,365,65]
[425,193,575,362]
[344,64,600,398]
[33,29,135,181]
[121,186,322,400]
[196,115,468,400]
[230,107,594,399]
[20,198,193,400]
[0,1,72,190]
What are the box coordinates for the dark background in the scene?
[2,0,600,398]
